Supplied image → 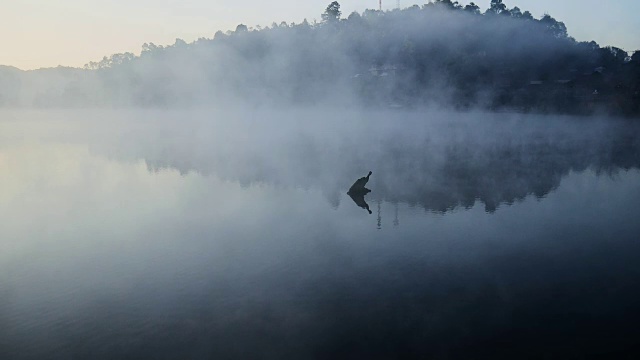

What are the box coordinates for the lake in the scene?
[1,109,640,359]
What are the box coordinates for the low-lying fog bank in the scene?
[3,108,638,213]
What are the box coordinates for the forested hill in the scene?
[1,0,639,116]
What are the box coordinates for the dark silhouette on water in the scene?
[347,171,373,214]
[348,171,372,193]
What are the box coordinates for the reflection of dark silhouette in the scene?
[348,191,372,214]
[98,117,640,214]
[347,171,373,214]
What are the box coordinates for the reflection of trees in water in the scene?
[92,117,640,214]
[374,140,566,213]
[373,126,640,213]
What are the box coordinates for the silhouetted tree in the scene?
[539,14,568,38]
[322,1,341,23]
[430,0,462,10]
[84,52,135,69]
[464,2,481,14]
[598,46,628,68]
[486,0,507,15]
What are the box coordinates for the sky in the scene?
[2,0,639,70]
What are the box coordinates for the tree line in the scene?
[0,0,638,116]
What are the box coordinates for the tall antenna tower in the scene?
[397,0,400,9]
[379,0,382,11]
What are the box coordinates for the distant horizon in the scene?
[3,0,639,70]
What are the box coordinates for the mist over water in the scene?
[1,109,640,359]
[10,108,635,212]
[2,1,639,358]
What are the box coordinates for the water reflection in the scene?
[347,171,373,214]
[1,111,640,358]
[348,191,372,214]
[78,112,640,214]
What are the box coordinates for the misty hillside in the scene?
[1,0,639,116]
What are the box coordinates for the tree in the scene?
[84,52,135,69]
[141,42,163,54]
[431,0,461,10]
[464,2,480,14]
[486,0,507,15]
[347,11,361,22]
[510,6,522,18]
[322,1,341,23]
[539,14,567,38]
[347,11,364,27]
[521,10,534,21]
[235,24,248,33]
[598,46,628,68]
[363,9,380,20]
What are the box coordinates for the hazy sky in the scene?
[2,0,639,70]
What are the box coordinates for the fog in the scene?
[95,110,639,212]
[2,108,640,358]
[3,108,639,213]
[1,2,638,115]
[2,1,640,359]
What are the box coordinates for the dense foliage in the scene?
[1,0,639,116]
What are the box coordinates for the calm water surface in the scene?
[1,110,640,359]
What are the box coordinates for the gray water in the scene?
[1,109,640,359]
